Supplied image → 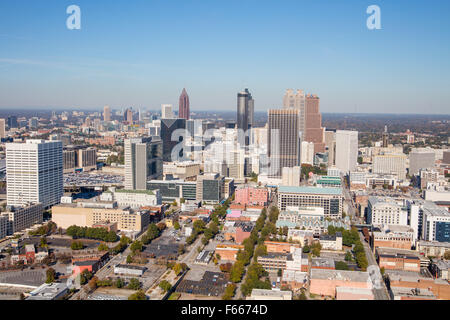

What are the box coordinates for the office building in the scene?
[283,89,306,133]
[309,269,372,298]
[304,94,325,153]
[52,200,150,233]
[324,130,336,167]
[7,116,18,129]
[1,204,44,235]
[421,202,450,242]
[6,140,63,208]
[162,104,174,119]
[235,187,268,206]
[103,105,111,122]
[277,186,344,217]
[0,118,6,139]
[409,148,435,176]
[100,188,162,209]
[178,88,190,120]
[63,146,97,173]
[124,137,163,190]
[160,118,186,162]
[373,154,407,180]
[443,150,450,165]
[267,109,302,178]
[237,88,254,146]
[196,173,225,204]
[301,141,314,165]
[147,179,197,202]
[373,225,415,250]
[335,130,358,174]
[281,166,301,187]
[367,197,408,226]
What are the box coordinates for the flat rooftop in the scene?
[311,269,371,283]
[278,186,343,196]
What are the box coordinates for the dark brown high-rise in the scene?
[305,94,325,153]
[179,88,190,120]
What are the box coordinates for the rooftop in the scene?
[278,186,343,196]
[310,269,371,283]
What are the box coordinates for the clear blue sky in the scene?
[0,0,449,114]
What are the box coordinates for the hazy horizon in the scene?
[1,0,450,114]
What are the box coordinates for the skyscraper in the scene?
[160,118,186,162]
[7,116,18,129]
[237,88,254,146]
[304,94,325,153]
[409,148,436,176]
[6,140,63,208]
[103,105,111,122]
[267,109,302,177]
[335,130,359,174]
[0,118,5,139]
[161,104,174,119]
[382,125,389,148]
[124,137,163,190]
[179,88,190,120]
[126,108,133,125]
[283,89,306,133]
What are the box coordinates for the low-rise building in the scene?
[247,289,292,300]
[1,204,44,235]
[335,287,375,300]
[114,264,147,277]
[309,269,373,298]
[235,187,268,207]
[430,259,450,280]
[26,283,70,300]
[376,247,421,272]
[214,244,244,262]
[372,225,415,250]
[319,232,343,251]
[416,240,450,259]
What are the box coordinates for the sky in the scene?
[0,0,449,114]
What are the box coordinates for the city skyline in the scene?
[0,0,449,114]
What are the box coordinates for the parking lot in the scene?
[0,269,47,288]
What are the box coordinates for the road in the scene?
[358,233,390,300]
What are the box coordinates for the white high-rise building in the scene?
[6,140,63,208]
[0,118,6,139]
[161,104,174,119]
[301,141,315,165]
[373,154,407,180]
[335,130,358,174]
[283,89,306,133]
[282,166,301,187]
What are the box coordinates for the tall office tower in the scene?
[126,108,133,125]
[301,141,315,165]
[335,130,358,174]
[160,118,186,162]
[103,105,111,122]
[6,140,63,208]
[382,125,389,148]
[324,130,336,167]
[124,137,163,190]
[237,88,254,146]
[443,150,450,165]
[227,148,245,180]
[304,94,325,153]
[7,116,18,129]
[373,154,407,180]
[0,118,5,139]
[283,89,306,133]
[267,109,302,178]
[162,104,174,119]
[179,88,190,120]
[409,148,436,176]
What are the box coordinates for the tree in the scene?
[345,251,353,262]
[40,237,48,248]
[159,280,172,293]
[128,278,141,290]
[311,242,322,257]
[230,261,245,283]
[444,251,450,260]
[98,243,109,252]
[173,263,183,276]
[193,220,206,233]
[335,261,349,270]
[174,221,181,230]
[115,278,124,288]
[46,268,56,283]
[302,245,310,253]
[88,276,98,291]
[130,241,143,254]
[128,290,146,300]
[222,284,236,300]
[126,255,133,264]
[71,241,84,250]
